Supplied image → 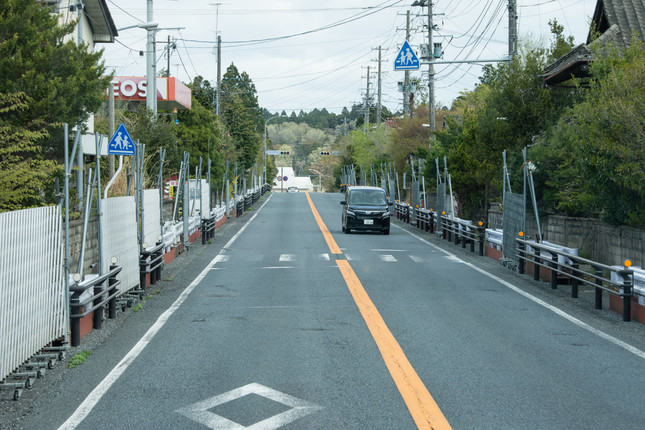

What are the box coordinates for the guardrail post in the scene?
[155,242,163,283]
[619,270,633,322]
[478,225,485,256]
[533,248,541,281]
[442,217,447,240]
[201,218,206,244]
[469,229,475,252]
[108,265,118,319]
[429,212,434,233]
[594,267,603,309]
[550,253,558,289]
[70,294,81,347]
[518,241,525,275]
[93,282,104,330]
[571,262,579,298]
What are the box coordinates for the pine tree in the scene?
[0,0,112,210]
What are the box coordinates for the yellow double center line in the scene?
[305,193,451,430]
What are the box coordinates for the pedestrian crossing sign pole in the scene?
[394,40,420,71]
[107,123,135,155]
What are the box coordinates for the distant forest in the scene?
[263,102,394,131]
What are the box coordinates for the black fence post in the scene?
[534,248,541,281]
[93,283,104,330]
[201,218,206,245]
[70,294,81,347]
[108,265,118,319]
[619,269,633,322]
[478,224,485,256]
[594,267,603,310]
[518,240,525,275]
[551,253,559,289]
[571,262,579,298]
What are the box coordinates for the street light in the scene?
[116,22,159,113]
[263,114,287,184]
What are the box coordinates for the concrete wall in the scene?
[67,217,99,276]
[487,207,645,268]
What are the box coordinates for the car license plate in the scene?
[364,219,374,225]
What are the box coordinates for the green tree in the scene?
[537,39,645,226]
[0,0,111,210]
[220,64,263,170]
[176,96,227,188]
[0,92,55,210]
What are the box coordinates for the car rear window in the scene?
[348,190,386,205]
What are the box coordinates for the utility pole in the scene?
[108,84,115,177]
[377,46,382,125]
[167,35,171,76]
[427,1,435,132]
[404,10,410,118]
[364,65,370,130]
[508,0,518,58]
[216,34,221,116]
[146,0,155,113]
[76,0,84,208]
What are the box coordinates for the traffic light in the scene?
[280,151,290,155]
[320,151,330,155]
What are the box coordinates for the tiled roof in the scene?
[544,0,645,86]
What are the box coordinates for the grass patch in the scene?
[68,350,92,368]
[133,303,143,312]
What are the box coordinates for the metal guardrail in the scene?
[140,242,164,289]
[515,237,635,322]
[69,264,123,346]
[440,216,486,256]
[415,208,435,232]
[201,215,216,244]
[394,202,410,223]
[395,202,486,256]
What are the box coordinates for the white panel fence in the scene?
[100,196,140,294]
[142,189,162,247]
[1,185,261,386]
[0,207,67,382]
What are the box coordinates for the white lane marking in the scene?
[279,254,295,262]
[214,255,229,263]
[263,266,294,269]
[380,254,397,262]
[445,255,465,263]
[319,253,330,261]
[394,223,645,361]
[409,255,423,263]
[371,249,406,252]
[176,383,322,429]
[345,254,353,261]
[58,195,274,430]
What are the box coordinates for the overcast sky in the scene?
[101,0,597,115]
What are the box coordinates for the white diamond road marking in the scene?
[176,383,322,429]
[380,254,397,262]
[409,255,423,263]
[215,255,230,263]
[279,254,295,262]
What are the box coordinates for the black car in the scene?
[340,186,392,235]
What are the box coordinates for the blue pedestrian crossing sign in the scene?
[394,40,420,70]
[107,123,135,155]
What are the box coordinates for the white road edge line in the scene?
[58,194,273,430]
[393,223,645,361]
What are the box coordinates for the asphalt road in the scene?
[5,191,645,429]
